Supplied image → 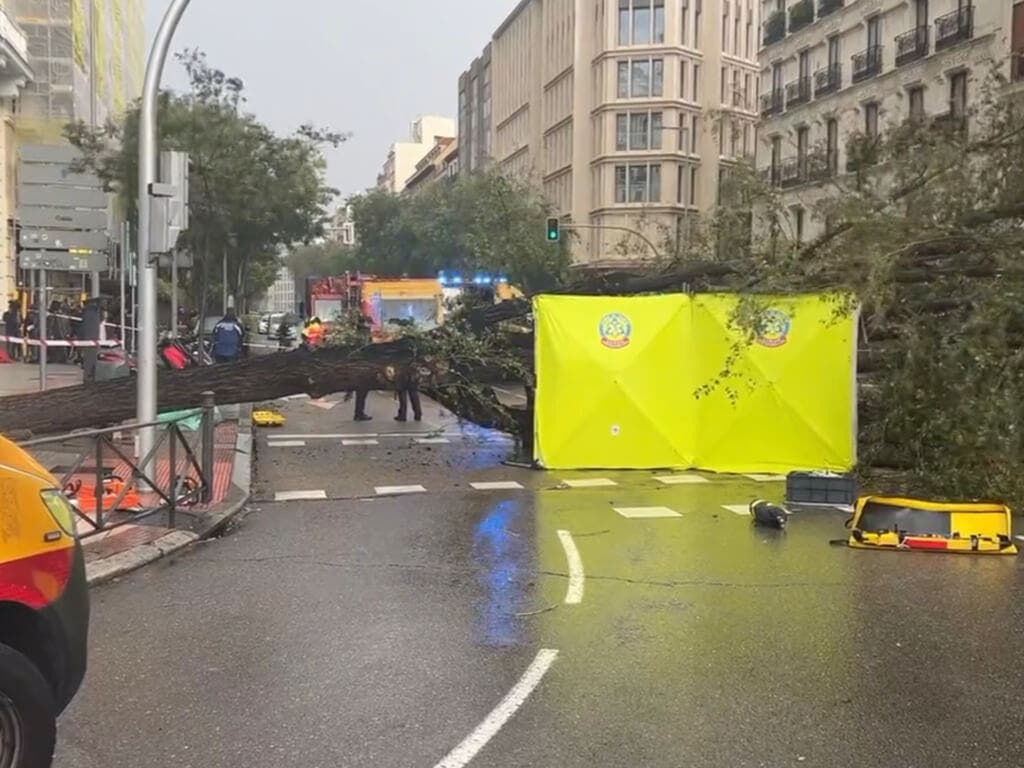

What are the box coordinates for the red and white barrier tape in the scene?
[0,334,120,349]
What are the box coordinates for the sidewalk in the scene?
[0,360,82,396]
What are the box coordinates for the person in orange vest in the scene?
[301,317,325,348]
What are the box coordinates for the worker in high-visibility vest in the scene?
[301,317,325,348]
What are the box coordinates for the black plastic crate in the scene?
[786,472,857,506]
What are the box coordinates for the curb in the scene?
[85,404,254,587]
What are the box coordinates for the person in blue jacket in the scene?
[211,310,245,363]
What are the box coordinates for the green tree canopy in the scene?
[345,170,570,292]
[65,49,346,314]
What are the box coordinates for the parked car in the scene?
[264,312,286,338]
[0,435,89,767]
[257,313,271,335]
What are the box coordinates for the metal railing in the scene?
[818,0,843,18]
[763,11,786,46]
[19,392,217,538]
[788,0,815,33]
[761,89,784,116]
[814,63,842,96]
[852,45,883,83]
[786,77,812,107]
[935,5,973,51]
[895,26,929,66]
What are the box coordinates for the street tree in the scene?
[347,170,571,292]
[65,49,345,315]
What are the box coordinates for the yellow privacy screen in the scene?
[533,293,856,472]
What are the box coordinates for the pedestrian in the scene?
[211,309,245,364]
[352,313,373,422]
[395,376,422,423]
[24,305,38,364]
[2,300,20,361]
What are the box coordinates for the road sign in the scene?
[19,228,110,251]
[18,251,108,272]
[18,185,108,209]
[18,208,109,230]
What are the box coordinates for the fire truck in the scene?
[304,273,444,341]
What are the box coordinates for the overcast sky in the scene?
[145,0,511,205]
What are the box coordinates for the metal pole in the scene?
[200,391,215,503]
[171,252,178,339]
[138,0,193,467]
[222,246,227,313]
[119,221,127,346]
[38,270,47,392]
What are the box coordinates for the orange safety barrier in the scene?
[64,474,142,514]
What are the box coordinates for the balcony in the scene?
[895,27,929,66]
[932,110,967,135]
[935,6,973,52]
[818,0,843,18]
[761,166,782,188]
[814,63,842,96]
[780,158,805,188]
[760,89,784,116]
[763,11,786,47]
[732,89,748,109]
[852,46,883,83]
[785,77,812,107]
[788,0,815,34]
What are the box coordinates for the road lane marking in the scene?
[416,437,451,444]
[556,530,584,605]
[471,481,525,491]
[561,478,617,488]
[723,504,750,516]
[432,648,559,768]
[745,474,787,482]
[277,433,379,440]
[342,439,379,446]
[656,474,710,485]
[267,440,306,448]
[375,485,427,495]
[274,490,327,502]
[614,506,682,519]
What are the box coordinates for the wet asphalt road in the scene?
[55,393,1024,768]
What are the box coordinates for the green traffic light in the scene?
[546,217,560,243]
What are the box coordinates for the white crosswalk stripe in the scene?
[375,485,427,496]
[470,481,524,491]
[722,504,751,516]
[275,490,327,502]
[656,474,710,485]
[614,506,682,519]
[342,439,379,446]
[561,478,617,488]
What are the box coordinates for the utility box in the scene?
[786,472,857,507]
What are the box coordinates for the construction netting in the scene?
[533,293,857,473]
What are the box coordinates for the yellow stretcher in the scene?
[252,410,286,428]
[848,496,1018,555]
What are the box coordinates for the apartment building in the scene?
[757,0,1012,242]
[458,46,492,175]
[376,115,456,195]
[404,137,458,195]
[461,0,760,266]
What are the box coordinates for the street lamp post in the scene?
[137,0,192,467]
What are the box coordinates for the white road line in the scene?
[745,474,787,482]
[274,490,327,502]
[342,439,380,446]
[614,506,682,519]
[416,437,451,444]
[277,433,379,440]
[561,478,617,488]
[432,648,559,768]
[556,530,584,605]
[375,485,427,496]
[267,440,306,448]
[471,481,525,491]
[723,504,750,516]
[656,474,710,485]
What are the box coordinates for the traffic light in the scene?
[546,217,561,243]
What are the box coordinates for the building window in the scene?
[908,86,925,123]
[691,113,700,153]
[720,66,727,104]
[681,0,689,46]
[746,10,753,57]
[794,207,805,242]
[950,70,968,118]
[722,1,729,50]
[617,58,665,97]
[796,125,809,177]
[615,163,662,203]
[678,111,690,151]
[770,135,782,184]
[689,166,698,205]
[865,101,880,137]
[694,0,702,48]
[826,118,839,172]
[692,63,701,101]
[615,111,664,150]
[734,7,741,55]
[680,60,687,98]
[1014,1,1024,81]
[618,0,666,46]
